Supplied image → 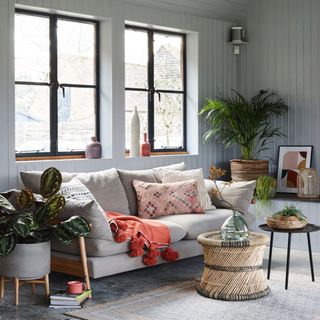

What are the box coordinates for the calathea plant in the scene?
[0,167,90,256]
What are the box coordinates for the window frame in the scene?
[125,25,187,153]
[15,9,100,158]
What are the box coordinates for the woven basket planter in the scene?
[197,231,270,301]
[230,159,269,181]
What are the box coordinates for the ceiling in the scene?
[122,0,253,22]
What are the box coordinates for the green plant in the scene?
[255,176,277,202]
[272,205,308,222]
[0,167,90,256]
[253,176,277,217]
[199,89,288,160]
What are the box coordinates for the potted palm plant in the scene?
[0,167,90,280]
[199,89,288,181]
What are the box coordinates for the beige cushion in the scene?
[61,199,113,241]
[76,169,130,214]
[208,180,256,216]
[152,162,186,181]
[20,168,130,214]
[160,169,214,210]
[51,220,186,257]
[60,179,112,240]
[20,171,77,193]
[156,209,233,240]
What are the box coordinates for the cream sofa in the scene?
[20,164,255,279]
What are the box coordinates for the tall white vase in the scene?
[130,107,140,157]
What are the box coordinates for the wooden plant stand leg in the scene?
[32,283,36,295]
[0,276,4,298]
[44,274,50,298]
[79,236,91,298]
[14,278,19,306]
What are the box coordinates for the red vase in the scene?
[141,133,151,157]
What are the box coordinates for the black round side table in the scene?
[259,223,320,290]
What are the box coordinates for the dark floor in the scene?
[0,248,319,320]
[0,256,203,320]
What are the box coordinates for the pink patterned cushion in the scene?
[132,179,205,219]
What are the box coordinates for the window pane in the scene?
[58,19,95,85]
[58,87,96,152]
[15,14,50,82]
[125,29,148,89]
[15,85,50,153]
[154,33,184,91]
[154,93,184,149]
[125,91,148,151]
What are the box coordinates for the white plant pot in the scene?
[0,241,50,280]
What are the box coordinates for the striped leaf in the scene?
[0,235,16,256]
[40,167,62,198]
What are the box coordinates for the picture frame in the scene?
[276,145,313,193]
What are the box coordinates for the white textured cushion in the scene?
[205,179,256,224]
[152,162,186,181]
[160,169,214,210]
[156,209,233,240]
[60,179,112,240]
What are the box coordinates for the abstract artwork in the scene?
[277,146,313,193]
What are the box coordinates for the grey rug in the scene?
[67,271,320,320]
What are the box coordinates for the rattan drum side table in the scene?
[197,231,270,301]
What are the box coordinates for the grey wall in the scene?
[240,0,320,173]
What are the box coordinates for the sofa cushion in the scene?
[60,179,113,240]
[160,168,214,210]
[51,220,186,257]
[20,169,130,214]
[117,169,158,215]
[205,179,256,224]
[20,171,77,193]
[61,199,113,241]
[133,179,204,218]
[152,162,186,181]
[76,169,130,214]
[155,209,234,240]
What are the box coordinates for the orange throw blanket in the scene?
[106,212,179,266]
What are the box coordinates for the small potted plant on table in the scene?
[266,205,308,229]
[0,167,90,281]
[199,89,288,181]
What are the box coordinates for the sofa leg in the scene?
[79,237,91,298]
[0,276,4,298]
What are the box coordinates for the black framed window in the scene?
[125,25,186,152]
[15,9,99,157]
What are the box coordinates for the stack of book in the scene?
[49,289,92,309]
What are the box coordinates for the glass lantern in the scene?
[297,168,319,198]
[220,210,249,241]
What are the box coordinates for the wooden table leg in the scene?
[0,276,4,298]
[79,237,91,298]
[44,274,50,298]
[14,278,19,306]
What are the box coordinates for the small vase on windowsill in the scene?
[141,133,151,157]
[85,136,102,159]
